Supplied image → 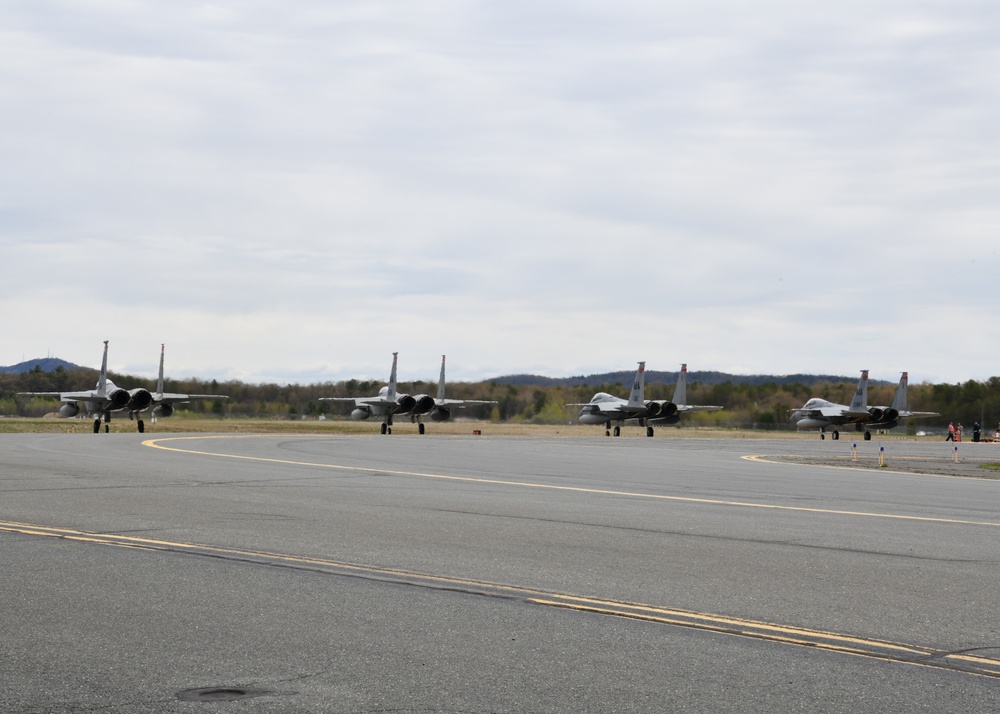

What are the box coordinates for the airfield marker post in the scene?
[879,446,885,467]
[954,446,960,463]
[852,443,857,461]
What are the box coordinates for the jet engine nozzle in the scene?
[644,401,663,418]
[880,408,899,423]
[108,388,130,409]
[658,401,678,418]
[868,408,885,422]
[396,394,416,412]
[127,388,153,411]
[411,395,435,414]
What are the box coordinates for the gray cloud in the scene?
[2,1,998,384]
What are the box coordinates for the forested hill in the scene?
[491,370,864,388]
[0,358,81,374]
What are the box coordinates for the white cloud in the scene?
[2,1,998,385]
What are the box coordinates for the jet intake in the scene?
[411,395,435,414]
[59,403,80,418]
[153,403,174,418]
[351,406,373,420]
[127,388,153,411]
[430,407,451,422]
[395,394,417,412]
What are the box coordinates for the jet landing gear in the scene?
[129,411,145,433]
[604,421,623,437]
[646,426,655,438]
[94,412,111,433]
[820,430,840,441]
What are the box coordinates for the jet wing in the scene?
[676,405,723,413]
[155,392,228,405]
[19,390,101,401]
[899,410,940,418]
[436,398,498,408]
[320,396,399,407]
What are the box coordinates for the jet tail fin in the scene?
[848,370,869,412]
[386,352,399,400]
[627,362,646,408]
[157,344,166,396]
[671,364,688,406]
[891,372,908,412]
[437,355,447,401]
[97,340,110,397]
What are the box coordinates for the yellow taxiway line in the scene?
[4,518,1000,680]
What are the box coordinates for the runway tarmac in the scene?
[3,432,1000,712]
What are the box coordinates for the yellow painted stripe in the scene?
[141,436,1000,528]
[5,518,996,679]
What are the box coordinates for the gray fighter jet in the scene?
[571,362,722,437]
[18,341,151,433]
[569,362,658,437]
[790,370,938,440]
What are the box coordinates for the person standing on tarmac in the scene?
[946,422,955,441]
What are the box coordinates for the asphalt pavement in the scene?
[2,432,1000,712]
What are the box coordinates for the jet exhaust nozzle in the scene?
[396,394,416,412]
[868,408,885,422]
[127,388,153,411]
[644,401,663,418]
[108,388,130,409]
[658,401,678,418]
[411,395,435,414]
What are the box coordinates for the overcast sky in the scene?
[2,1,998,385]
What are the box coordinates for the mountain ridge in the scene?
[1,357,867,387]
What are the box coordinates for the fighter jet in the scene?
[790,370,938,440]
[18,341,152,433]
[138,344,228,431]
[402,355,498,433]
[320,352,419,435]
[648,363,724,428]
[569,362,662,437]
[571,362,723,437]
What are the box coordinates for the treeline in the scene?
[3,366,997,431]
